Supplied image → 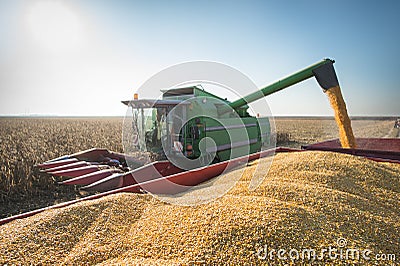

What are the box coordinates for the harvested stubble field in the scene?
[274,117,398,148]
[1,151,399,265]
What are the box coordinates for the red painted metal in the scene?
[303,138,400,163]
[36,158,78,169]
[81,173,126,192]
[81,161,184,192]
[60,169,121,185]
[49,165,105,177]
[39,148,147,168]
[104,147,278,195]
[67,148,147,166]
[42,161,90,173]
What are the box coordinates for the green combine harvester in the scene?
[122,58,338,165]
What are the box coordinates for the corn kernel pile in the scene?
[1,151,399,265]
[326,86,357,148]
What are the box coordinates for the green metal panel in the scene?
[184,116,262,161]
[159,86,272,161]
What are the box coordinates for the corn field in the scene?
[0,118,123,217]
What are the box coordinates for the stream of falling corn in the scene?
[325,86,357,148]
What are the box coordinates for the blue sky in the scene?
[0,0,399,116]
